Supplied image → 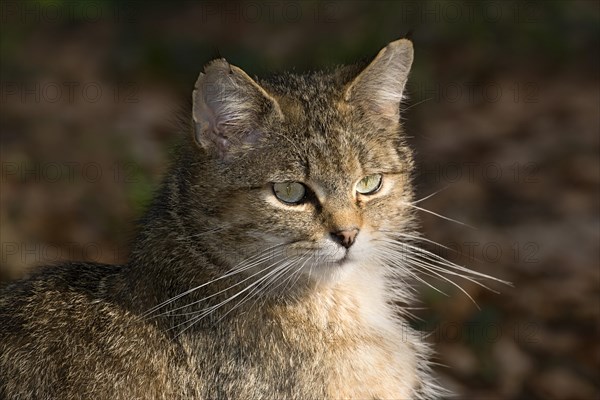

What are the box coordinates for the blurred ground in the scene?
[1,1,599,399]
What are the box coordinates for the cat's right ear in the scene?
[192,59,283,158]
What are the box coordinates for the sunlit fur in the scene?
[0,39,506,399]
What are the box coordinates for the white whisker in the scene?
[379,238,510,285]
[142,242,288,318]
[212,258,298,325]
[252,250,313,312]
[377,249,449,298]
[410,185,450,205]
[159,248,287,318]
[409,261,481,310]
[404,203,476,229]
[173,256,297,336]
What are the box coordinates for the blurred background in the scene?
[1,1,598,398]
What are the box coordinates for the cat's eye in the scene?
[273,182,306,204]
[356,174,383,195]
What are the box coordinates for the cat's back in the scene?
[0,263,185,399]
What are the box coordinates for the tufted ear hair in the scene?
[344,39,414,122]
[192,59,283,159]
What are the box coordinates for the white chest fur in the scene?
[313,265,420,398]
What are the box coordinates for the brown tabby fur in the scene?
[0,39,445,399]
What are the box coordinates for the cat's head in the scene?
[183,39,415,288]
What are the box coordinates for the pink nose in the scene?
[331,228,359,249]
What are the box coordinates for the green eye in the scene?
[273,182,306,204]
[356,174,382,195]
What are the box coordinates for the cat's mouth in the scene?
[282,243,349,266]
[332,250,350,265]
[318,245,352,266]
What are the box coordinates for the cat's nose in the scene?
[331,228,359,249]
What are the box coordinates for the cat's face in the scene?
[187,39,415,287]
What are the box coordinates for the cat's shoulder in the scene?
[0,262,128,337]
[0,262,123,300]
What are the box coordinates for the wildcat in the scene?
[0,38,480,399]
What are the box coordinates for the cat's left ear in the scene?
[192,59,283,159]
[344,39,414,122]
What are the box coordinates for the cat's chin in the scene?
[298,252,363,287]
